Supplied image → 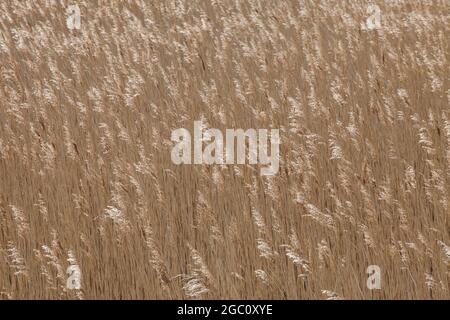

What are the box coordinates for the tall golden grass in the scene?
[0,0,449,299]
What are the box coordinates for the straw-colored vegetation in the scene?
[0,0,449,299]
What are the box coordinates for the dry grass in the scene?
[0,0,449,300]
